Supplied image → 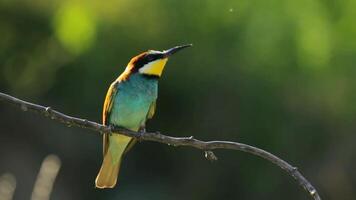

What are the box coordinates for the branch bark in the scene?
[0,92,321,200]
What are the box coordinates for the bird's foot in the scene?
[108,125,115,136]
[137,127,146,142]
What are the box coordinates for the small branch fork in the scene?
[0,92,321,200]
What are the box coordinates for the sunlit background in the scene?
[1,0,356,199]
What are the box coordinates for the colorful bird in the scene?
[95,44,192,188]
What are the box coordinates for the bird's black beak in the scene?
[163,44,192,57]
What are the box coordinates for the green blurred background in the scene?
[1,0,355,199]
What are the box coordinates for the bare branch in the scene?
[0,92,321,200]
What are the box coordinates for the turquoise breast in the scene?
[109,74,158,131]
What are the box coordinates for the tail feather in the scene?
[95,151,121,188]
[96,134,132,188]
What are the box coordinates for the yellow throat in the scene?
[138,58,168,77]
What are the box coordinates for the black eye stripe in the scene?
[146,55,155,62]
[131,53,165,72]
[138,54,164,67]
[146,53,164,61]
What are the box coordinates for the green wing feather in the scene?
[123,101,156,154]
[147,101,156,119]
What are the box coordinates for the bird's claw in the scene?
[108,125,115,136]
[137,127,146,142]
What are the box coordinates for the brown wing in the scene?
[102,81,119,155]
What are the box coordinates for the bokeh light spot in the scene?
[53,3,96,55]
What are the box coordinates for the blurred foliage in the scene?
[0,0,356,199]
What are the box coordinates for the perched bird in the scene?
[95,44,192,188]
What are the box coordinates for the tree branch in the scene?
[0,92,321,200]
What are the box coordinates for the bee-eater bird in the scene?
[95,44,192,188]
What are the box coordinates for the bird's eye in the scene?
[146,55,155,62]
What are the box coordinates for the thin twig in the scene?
[0,92,321,200]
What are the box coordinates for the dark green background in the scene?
[1,0,355,199]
